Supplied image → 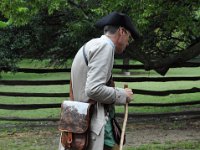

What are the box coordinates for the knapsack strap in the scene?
[82,44,88,66]
[69,80,74,100]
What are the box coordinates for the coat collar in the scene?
[100,35,115,49]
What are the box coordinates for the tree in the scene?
[0,0,98,69]
[0,0,199,75]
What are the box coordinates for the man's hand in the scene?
[124,88,133,103]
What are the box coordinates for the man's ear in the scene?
[118,27,124,36]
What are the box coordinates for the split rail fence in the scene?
[0,62,200,121]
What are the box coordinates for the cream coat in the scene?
[58,35,127,150]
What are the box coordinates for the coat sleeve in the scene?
[85,41,127,105]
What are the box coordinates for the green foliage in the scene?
[0,25,33,71]
[0,0,199,71]
[0,20,8,28]
[0,0,68,25]
[0,29,18,70]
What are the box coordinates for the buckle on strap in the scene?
[62,132,73,149]
[67,132,72,146]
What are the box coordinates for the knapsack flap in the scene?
[58,100,92,133]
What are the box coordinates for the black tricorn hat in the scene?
[95,11,140,40]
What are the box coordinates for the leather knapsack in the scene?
[58,100,94,150]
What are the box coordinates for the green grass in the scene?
[0,126,60,150]
[0,59,199,124]
[0,125,199,150]
[0,61,198,150]
[0,72,70,80]
[16,59,72,68]
[0,60,200,117]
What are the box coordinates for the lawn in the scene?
[0,60,199,122]
[0,59,199,149]
[125,141,200,150]
[0,121,200,150]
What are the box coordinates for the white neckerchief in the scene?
[101,35,115,49]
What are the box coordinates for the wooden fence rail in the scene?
[0,92,68,97]
[0,110,200,121]
[1,62,199,73]
[113,76,200,82]
[1,76,200,86]
[0,87,199,97]
[0,100,200,110]
[0,80,70,85]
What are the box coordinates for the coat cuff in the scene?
[114,88,127,105]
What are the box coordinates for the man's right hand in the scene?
[124,88,133,103]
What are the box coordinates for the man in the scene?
[59,11,140,150]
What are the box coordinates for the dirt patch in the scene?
[124,118,200,147]
[126,127,200,147]
[0,118,199,149]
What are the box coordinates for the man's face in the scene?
[115,27,133,54]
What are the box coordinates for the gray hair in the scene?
[103,25,119,35]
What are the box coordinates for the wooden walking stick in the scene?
[119,84,129,150]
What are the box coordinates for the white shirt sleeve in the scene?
[85,40,127,105]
